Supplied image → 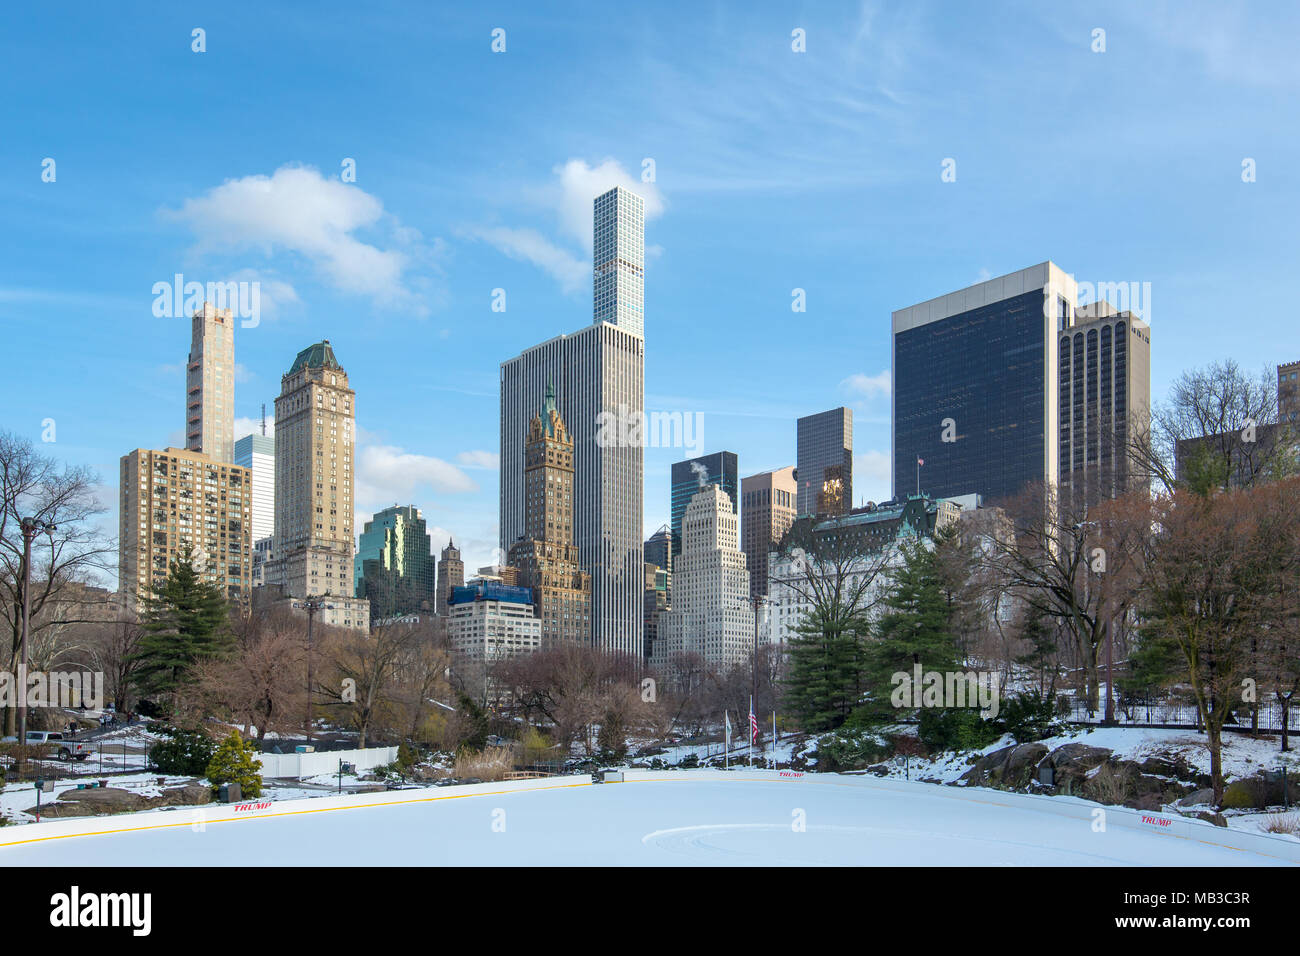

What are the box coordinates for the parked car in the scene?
[24,731,92,762]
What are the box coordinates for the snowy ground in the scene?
[873,726,1300,787]
[3,770,1294,866]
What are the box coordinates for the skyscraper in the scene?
[796,408,852,516]
[266,340,368,630]
[892,262,1151,508]
[119,447,251,609]
[740,465,797,602]
[500,187,645,657]
[1059,301,1151,509]
[593,185,645,336]
[354,505,436,620]
[651,485,752,672]
[508,381,592,649]
[185,303,235,463]
[233,433,275,543]
[437,539,464,617]
[670,452,738,557]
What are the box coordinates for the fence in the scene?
[257,747,398,780]
[1061,693,1300,733]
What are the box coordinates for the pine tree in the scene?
[131,550,233,714]
[206,732,263,797]
[861,536,961,721]
[783,607,870,731]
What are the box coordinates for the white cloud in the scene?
[461,225,588,293]
[549,158,665,252]
[233,415,274,441]
[840,370,891,398]
[456,450,499,470]
[355,445,478,506]
[164,165,428,314]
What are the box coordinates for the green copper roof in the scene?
[288,340,341,374]
[542,379,558,436]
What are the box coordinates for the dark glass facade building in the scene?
[893,288,1047,505]
[670,451,738,556]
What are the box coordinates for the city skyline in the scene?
[5,3,1299,582]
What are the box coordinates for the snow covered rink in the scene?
[3,770,1296,866]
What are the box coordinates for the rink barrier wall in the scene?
[0,774,594,849]
[617,769,1300,864]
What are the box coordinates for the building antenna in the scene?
[261,403,267,436]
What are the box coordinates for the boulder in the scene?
[960,743,1047,787]
[1176,788,1214,807]
[55,787,148,813]
[1047,743,1112,772]
[148,783,211,807]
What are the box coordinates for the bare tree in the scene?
[1126,360,1295,494]
[0,431,114,733]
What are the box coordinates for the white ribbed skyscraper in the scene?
[651,484,752,670]
[500,186,645,657]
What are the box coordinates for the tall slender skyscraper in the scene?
[186,303,235,463]
[796,408,853,516]
[500,187,645,657]
[266,340,368,630]
[593,185,645,336]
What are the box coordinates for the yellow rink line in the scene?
[0,780,592,849]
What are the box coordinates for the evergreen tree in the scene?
[131,550,233,714]
[206,732,263,797]
[783,607,870,732]
[1015,608,1057,696]
[860,535,961,721]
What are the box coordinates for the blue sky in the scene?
[3,1,1298,580]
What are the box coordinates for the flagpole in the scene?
[749,695,753,768]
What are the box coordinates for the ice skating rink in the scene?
[2,770,1295,866]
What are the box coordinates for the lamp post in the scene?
[292,598,333,743]
[18,516,56,746]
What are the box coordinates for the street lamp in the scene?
[292,598,333,743]
[18,516,56,746]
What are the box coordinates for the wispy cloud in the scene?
[840,370,891,399]
[463,158,665,292]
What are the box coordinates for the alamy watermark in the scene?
[0,668,104,710]
[152,274,261,328]
[596,404,704,455]
[891,665,1002,718]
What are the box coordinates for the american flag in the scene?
[749,708,759,742]
[917,457,924,466]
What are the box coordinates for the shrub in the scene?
[997,691,1065,743]
[205,732,263,797]
[918,708,1001,753]
[814,728,892,772]
[1084,762,1134,805]
[1261,813,1300,835]
[148,726,216,776]
[452,746,513,782]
